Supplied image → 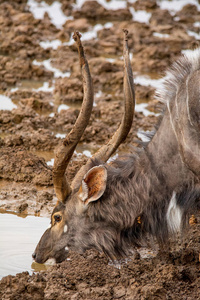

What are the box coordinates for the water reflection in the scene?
[0,212,50,279]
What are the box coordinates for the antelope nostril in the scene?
[32,252,36,260]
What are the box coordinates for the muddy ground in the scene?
[0,0,200,299]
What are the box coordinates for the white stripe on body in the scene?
[166,191,183,233]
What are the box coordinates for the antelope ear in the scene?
[78,165,107,204]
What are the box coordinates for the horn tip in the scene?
[123,29,129,41]
[73,31,82,42]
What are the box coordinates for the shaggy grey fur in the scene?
[34,50,200,263]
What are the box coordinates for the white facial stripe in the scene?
[64,225,68,233]
[47,224,51,229]
[44,258,56,265]
[65,246,69,251]
[186,76,194,126]
[166,191,183,233]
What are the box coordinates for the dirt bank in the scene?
[1,218,200,299]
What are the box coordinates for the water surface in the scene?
[0,212,49,279]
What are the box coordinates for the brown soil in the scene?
[0,0,199,299]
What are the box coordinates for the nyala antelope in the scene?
[33,30,200,264]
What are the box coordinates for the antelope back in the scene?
[158,50,200,176]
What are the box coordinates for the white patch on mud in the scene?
[40,39,62,50]
[55,133,65,139]
[129,7,151,24]
[153,32,170,39]
[10,87,19,93]
[33,59,70,78]
[166,191,183,233]
[39,21,113,51]
[75,150,92,158]
[135,103,157,117]
[64,22,113,46]
[83,150,92,158]
[187,30,200,40]
[0,95,17,111]
[74,0,126,10]
[27,0,73,29]
[134,74,164,89]
[137,131,151,142]
[47,158,54,166]
[158,0,200,15]
[49,113,55,118]
[57,104,70,113]
[33,81,54,92]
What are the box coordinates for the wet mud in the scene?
[0,0,200,299]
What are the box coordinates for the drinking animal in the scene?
[33,30,200,264]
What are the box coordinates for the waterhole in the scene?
[0,211,50,279]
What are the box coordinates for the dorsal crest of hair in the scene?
[157,48,200,105]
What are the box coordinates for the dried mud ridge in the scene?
[1,220,200,300]
[0,0,200,299]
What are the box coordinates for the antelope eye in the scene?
[54,215,62,223]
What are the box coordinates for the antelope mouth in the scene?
[32,246,69,265]
[44,258,56,266]
[48,247,69,264]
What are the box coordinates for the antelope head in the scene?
[32,30,135,264]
